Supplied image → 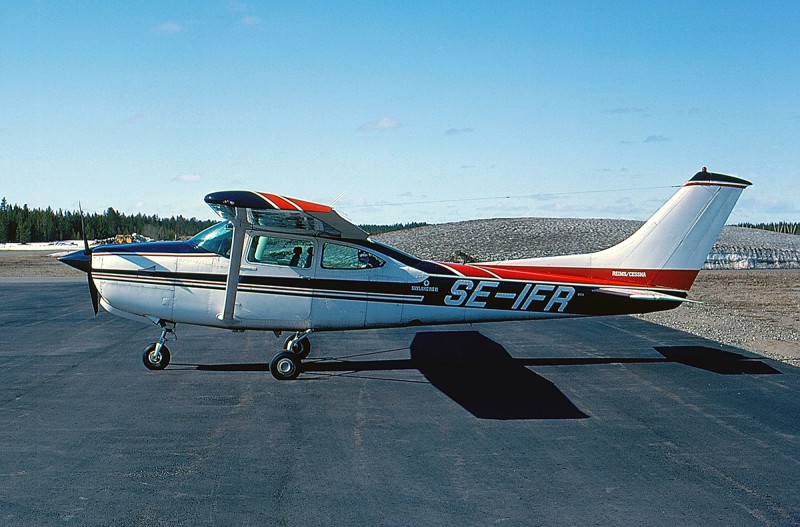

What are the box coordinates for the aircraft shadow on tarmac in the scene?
[653,345,782,375]
[189,331,780,420]
[408,331,589,420]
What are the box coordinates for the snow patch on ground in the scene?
[0,240,87,253]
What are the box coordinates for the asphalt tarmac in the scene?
[1,279,799,526]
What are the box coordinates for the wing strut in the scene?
[218,207,248,325]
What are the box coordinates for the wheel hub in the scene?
[277,358,295,375]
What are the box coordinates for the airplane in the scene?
[59,168,751,380]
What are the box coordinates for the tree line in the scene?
[0,197,216,243]
[737,222,799,236]
[359,222,428,235]
[4,197,796,245]
[6,195,797,244]
[0,198,429,244]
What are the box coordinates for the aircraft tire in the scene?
[285,336,311,359]
[143,343,171,370]
[270,352,300,381]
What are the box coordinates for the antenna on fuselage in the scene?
[330,192,346,207]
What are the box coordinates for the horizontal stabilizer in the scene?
[593,287,701,303]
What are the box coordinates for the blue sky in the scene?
[1,1,798,225]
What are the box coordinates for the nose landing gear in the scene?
[143,322,176,370]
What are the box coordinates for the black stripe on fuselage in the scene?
[93,268,684,316]
[92,270,425,304]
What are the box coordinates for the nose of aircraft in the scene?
[58,249,100,314]
[58,250,92,273]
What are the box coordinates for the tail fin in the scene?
[492,169,751,291]
[593,170,751,271]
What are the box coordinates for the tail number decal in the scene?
[444,280,575,313]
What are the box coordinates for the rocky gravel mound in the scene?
[376,219,800,364]
[375,219,800,269]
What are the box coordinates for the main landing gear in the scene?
[140,323,311,381]
[269,330,312,381]
[143,322,176,370]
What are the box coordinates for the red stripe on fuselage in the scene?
[435,263,698,291]
[436,262,500,278]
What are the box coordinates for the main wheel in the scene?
[143,343,171,370]
[284,336,311,359]
[270,352,301,381]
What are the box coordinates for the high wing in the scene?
[203,191,367,324]
[204,191,368,240]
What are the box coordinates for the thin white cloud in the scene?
[644,135,669,143]
[359,117,401,131]
[445,127,474,136]
[173,174,202,183]
[241,15,260,26]
[155,22,182,34]
[228,0,249,13]
[605,107,645,114]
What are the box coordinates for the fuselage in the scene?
[87,224,684,332]
[56,170,751,379]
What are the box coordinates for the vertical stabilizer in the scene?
[592,170,751,271]
[486,169,751,290]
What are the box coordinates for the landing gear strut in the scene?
[270,330,312,380]
[284,330,312,359]
[143,322,176,370]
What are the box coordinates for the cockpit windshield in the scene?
[189,221,232,257]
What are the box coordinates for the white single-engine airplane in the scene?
[60,168,750,380]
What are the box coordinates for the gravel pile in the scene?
[377,219,800,364]
[375,219,800,269]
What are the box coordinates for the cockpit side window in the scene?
[321,243,384,270]
[188,221,233,258]
[247,236,314,268]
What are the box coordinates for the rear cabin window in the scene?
[248,236,314,268]
[321,243,384,270]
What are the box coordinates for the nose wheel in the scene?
[142,322,176,370]
[143,342,171,370]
